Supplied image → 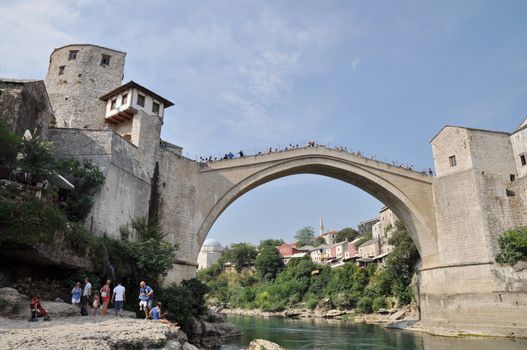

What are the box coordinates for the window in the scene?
[520,154,526,166]
[58,66,65,75]
[137,94,145,107]
[152,102,160,114]
[449,155,457,167]
[101,54,111,65]
[68,50,78,60]
[121,94,128,105]
[111,99,117,110]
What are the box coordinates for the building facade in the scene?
[197,238,223,270]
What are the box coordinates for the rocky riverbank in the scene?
[0,287,241,349]
[219,303,416,325]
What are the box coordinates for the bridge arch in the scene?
[196,151,438,267]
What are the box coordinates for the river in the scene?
[221,315,527,349]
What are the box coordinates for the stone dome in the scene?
[203,238,223,249]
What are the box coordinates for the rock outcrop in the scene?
[187,317,242,348]
[248,339,284,350]
[0,318,184,350]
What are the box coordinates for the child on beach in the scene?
[92,291,100,319]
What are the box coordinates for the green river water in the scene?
[221,315,527,350]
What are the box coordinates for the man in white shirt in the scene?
[81,278,92,316]
[112,282,126,317]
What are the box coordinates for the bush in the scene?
[357,296,373,313]
[496,227,527,265]
[305,295,320,310]
[372,296,386,311]
[158,283,196,330]
[56,159,105,222]
[0,199,67,245]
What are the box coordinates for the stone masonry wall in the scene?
[0,79,54,137]
[45,44,125,129]
[49,128,152,238]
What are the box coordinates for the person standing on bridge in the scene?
[238,150,244,157]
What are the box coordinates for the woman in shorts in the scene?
[100,280,111,316]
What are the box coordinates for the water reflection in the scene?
[221,315,527,350]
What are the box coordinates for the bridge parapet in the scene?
[198,146,433,183]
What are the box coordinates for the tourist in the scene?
[428,168,434,176]
[29,295,50,322]
[139,281,154,319]
[71,282,82,308]
[239,150,244,157]
[112,281,126,317]
[81,277,92,316]
[149,302,175,326]
[100,280,111,316]
[92,291,100,320]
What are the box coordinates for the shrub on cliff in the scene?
[56,158,105,222]
[496,227,527,265]
[158,278,209,331]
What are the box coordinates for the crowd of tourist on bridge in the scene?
[198,141,435,176]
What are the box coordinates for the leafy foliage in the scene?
[199,221,420,314]
[0,121,21,169]
[255,247,284,281]
[294,226,315,246]
[221,243,258,272]
[56,158,105,222]
[158,278,210,331]
[258,238,284,251]
[18,136,57,182]
[313,236,326,246]
[335,227,359,243]
[496,227,527,265]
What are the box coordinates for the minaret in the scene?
[319,216,325,236]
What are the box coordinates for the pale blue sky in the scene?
[1,1,526,245]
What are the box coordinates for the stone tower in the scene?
[44,44,126,129]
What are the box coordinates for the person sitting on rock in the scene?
[29,295,50,322]
[149,302,177,327]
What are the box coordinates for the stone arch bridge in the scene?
[159,146,439,272]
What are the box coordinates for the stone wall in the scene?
[0,79,54,137]
[49,128,153,238]
[45,44,126,129]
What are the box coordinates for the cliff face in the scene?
[0,79,54,137]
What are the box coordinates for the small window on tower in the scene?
[111,99,117,110]
[121,94,128,105]
[101,54,111,65]
[152,102,160,114]
[137,94,145,107]
[449,155,457,167]
[58,66,65,75]
[520,154,526,166]
[68,50,78,60]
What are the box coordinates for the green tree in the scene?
[335,227,358,243]
[18,136,57,182]
[382,221,420,304]
[221,243,258,272]
[258,238,284,251]
[313,236,326,246]
[56,158,105,222]
[255,247,284,281]
[294,226,315,246]
[0,121,21,170]
[496,227,527,265]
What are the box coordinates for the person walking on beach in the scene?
[139,281,154,319]
[100,280,111,316]
[71,282,82,308]
[112,282,125,317]
[81,278,92,316]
